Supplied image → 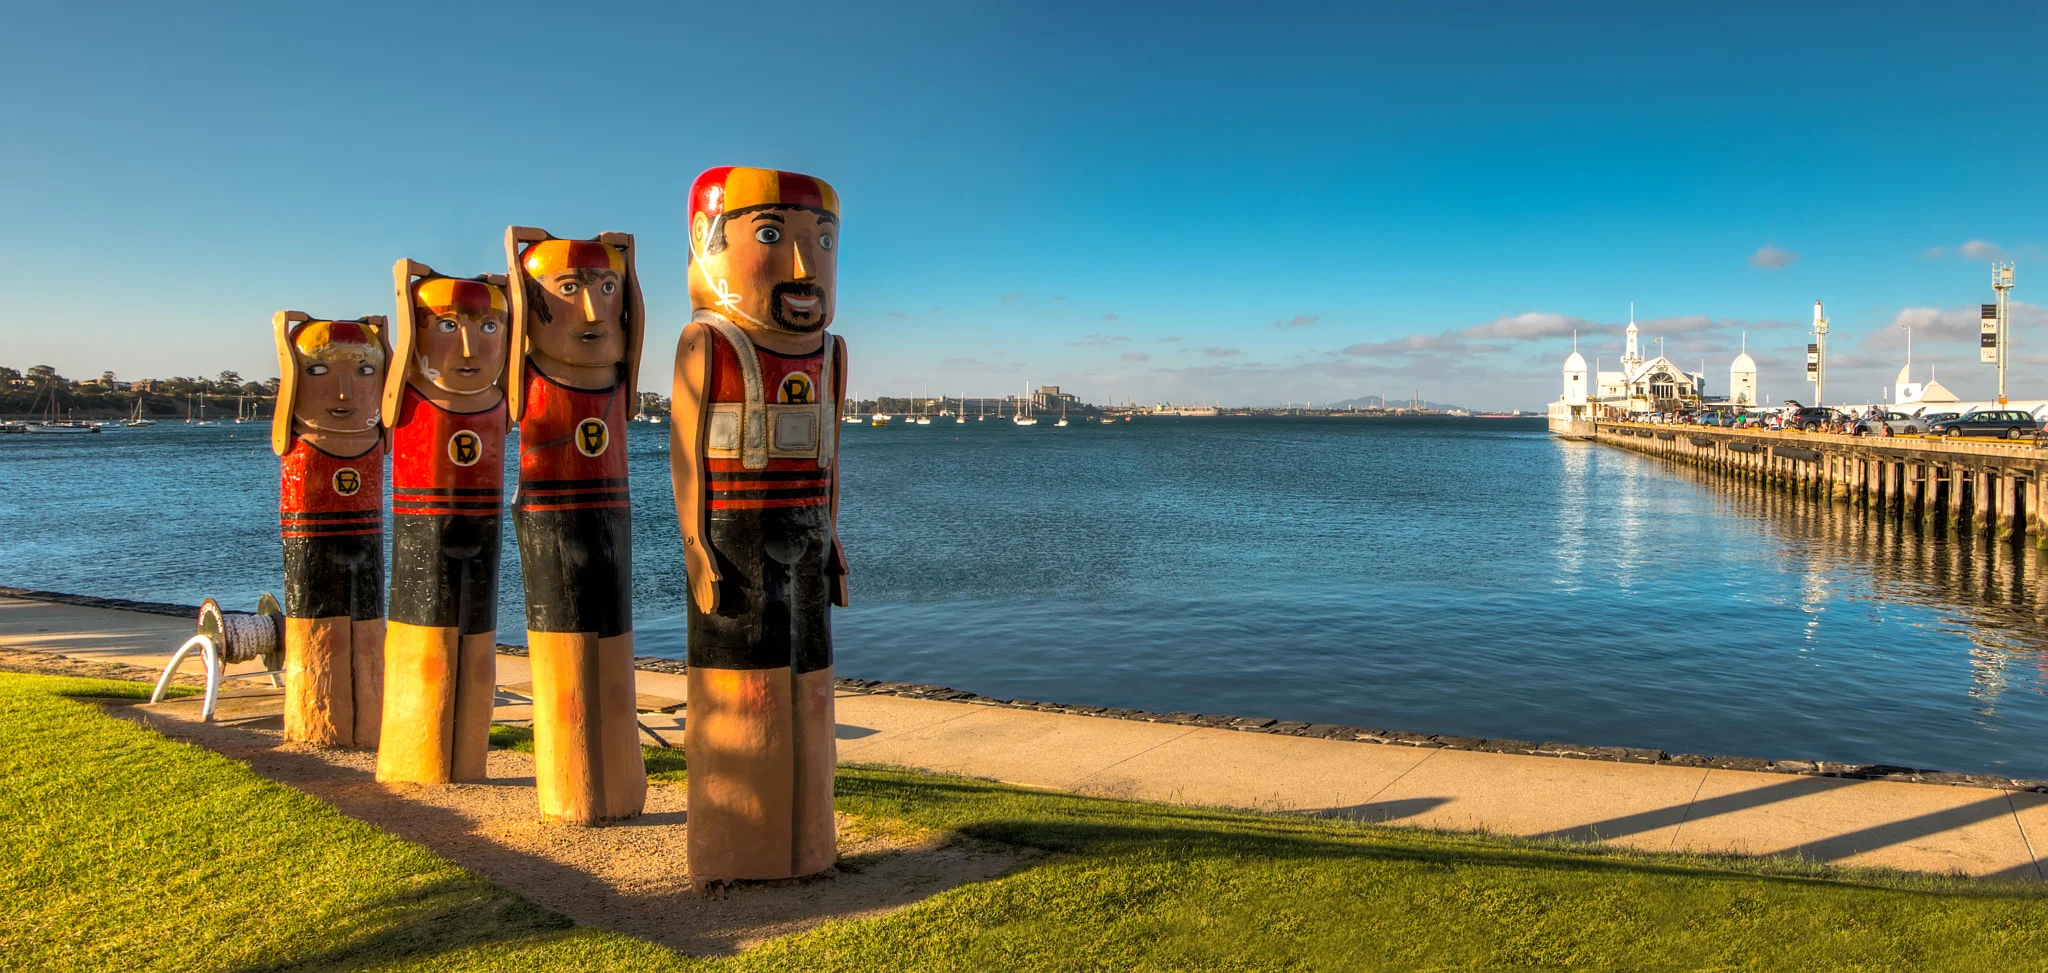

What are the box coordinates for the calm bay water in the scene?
[5,417,2048,777]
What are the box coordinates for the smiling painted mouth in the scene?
[327,407,355,418]
[780,294,820,313]
[579,331,602,341]
[455,366,479,375]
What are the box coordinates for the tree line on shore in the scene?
[1,364,277,420]
[2,363,675,420]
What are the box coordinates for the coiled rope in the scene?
[214,611,281,664]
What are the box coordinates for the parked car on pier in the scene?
[1784,406,1837,432]
[1929,410,2039,440]
[1851,411,1928,436]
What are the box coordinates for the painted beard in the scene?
[768,282,830,333]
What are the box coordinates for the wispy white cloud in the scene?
[888,311,908,319]
[941,357,1014,373]
[1749,245,1797,270]
[1961,240,2006,260]
[1120,351,1149,362]
[1160,335,1182,343]
[1000,292,1023,303]
[1275,314,1320,329]
[1068,333,1131,347]
[1101,313,1118,321]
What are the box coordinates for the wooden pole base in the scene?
[685,665,838,882]
[377,624,496,784]
[284,615,383,748]
[528,630,646,824]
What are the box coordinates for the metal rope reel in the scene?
[150,595,286,721]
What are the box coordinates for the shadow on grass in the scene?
[836,769,2048,898]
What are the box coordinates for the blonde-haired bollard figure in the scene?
[376,262,510,785]
[673,167,847,883]
[272,312,389,748]
[506,227,648,824]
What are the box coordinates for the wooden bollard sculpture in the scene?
[271,312,388,747]
[506,227,648,823]
[672,167,846,882]
[376,263,510,785]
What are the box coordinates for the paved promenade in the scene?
[5,594,2043,880]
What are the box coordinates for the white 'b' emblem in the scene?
[332,468,362,496]
[576,418,609,457]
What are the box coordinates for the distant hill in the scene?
[1327,394,1470,412]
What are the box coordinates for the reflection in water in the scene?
[1661,459,2048,712]
[1553,441,1591,587]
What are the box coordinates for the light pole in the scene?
[1984,263,2015,404]
[1808,300,1829,408]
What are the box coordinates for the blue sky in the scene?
[3,1,2043,409]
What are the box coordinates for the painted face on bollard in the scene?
[521,240,629,370]
[688,168,840,335]
[290,320,385,436]
[411,278,508,395]
[693,206,837,333]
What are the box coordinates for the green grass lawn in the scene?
[8,670,2048,972]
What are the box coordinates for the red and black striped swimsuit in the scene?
[279,436,384,621]
[392,386,506,518]
[511,364,632,637]
[388,386,506,633]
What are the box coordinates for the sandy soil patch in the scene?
[104,696,1031,956]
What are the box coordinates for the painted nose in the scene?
[791,241,813,281]
[583,288,600,322]
[336,383,349,401]
[459,325,474,358]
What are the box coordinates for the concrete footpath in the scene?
[5,595,2043,881]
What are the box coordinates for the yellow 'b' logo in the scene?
[448,430,482,467]
[779,373,814,404]
[576,418,609,457]
[332,468,362,496]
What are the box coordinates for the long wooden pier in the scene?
[1592,422,2048,547]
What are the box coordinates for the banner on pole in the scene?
[1806,343,1819,380]
[1982,304,1999,364]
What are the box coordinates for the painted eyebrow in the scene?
[750,212,785,223]
[815,212,839,225]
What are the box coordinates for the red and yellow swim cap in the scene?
[290,319,384,365]
[689,167,840,229]
[412,277,507,315]
[519,239,625,279]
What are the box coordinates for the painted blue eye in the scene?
[756,226,781,244]
[819,233,833,251]
[437,320,458,333]
[481,321,500,334]
[306,364,328,376]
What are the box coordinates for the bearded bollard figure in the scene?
[506,227,648,823]
[376,262,510,785]
[272,312,389,748]
[673,167,847,883]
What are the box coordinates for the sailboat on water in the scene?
[1012,382,1037,426]
[915,384,932,425]
[125,397,155,427]
[1055,398,1068,427]
[844,389,865,423]
[954,394,966,424]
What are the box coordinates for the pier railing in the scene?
[1590,421,2048,546]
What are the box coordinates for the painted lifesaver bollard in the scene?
[376,261,511,786]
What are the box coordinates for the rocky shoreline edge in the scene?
[8,583,2038,795]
